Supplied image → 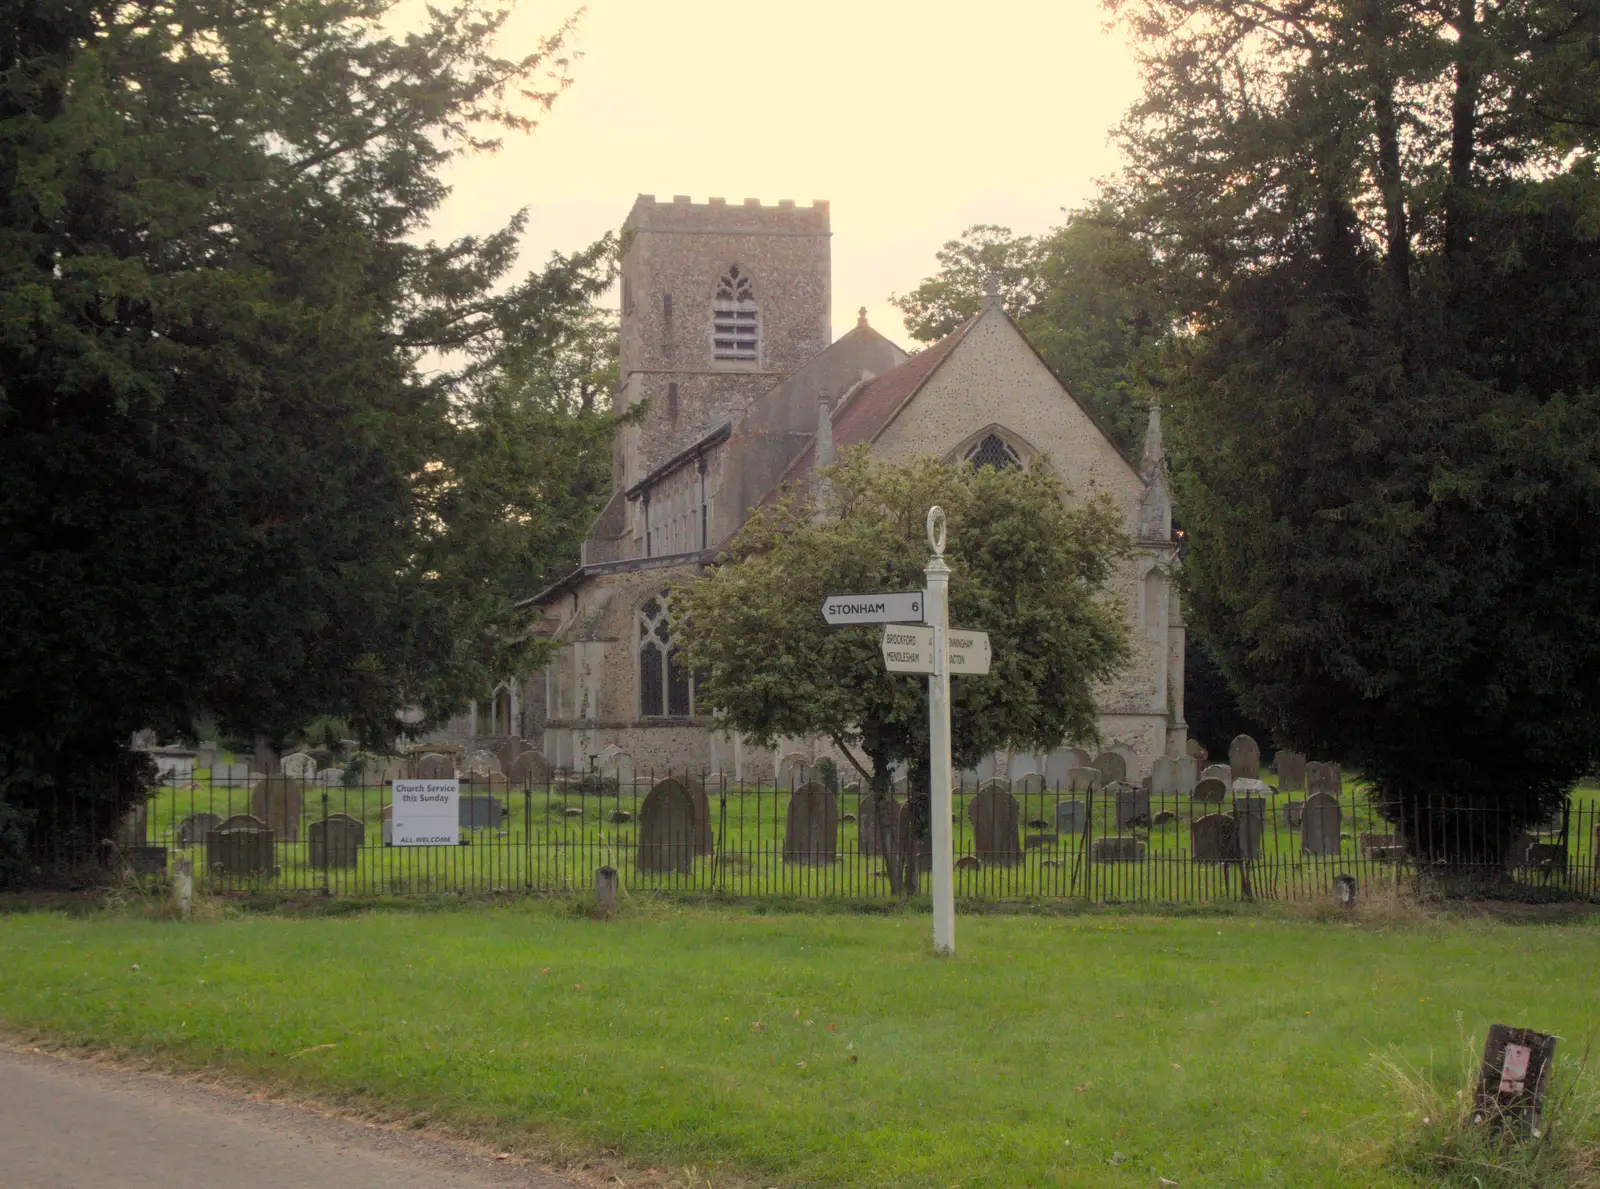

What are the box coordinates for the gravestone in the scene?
[308,813,364,868]
[978,777,1012,795]
[1190,813,1236,862]
[595,865,619,915]
[968,787,1022,865]
[1474,1025,1558,1132]
[211,761,250,784]
[176,812,222,846]
[381,803,392,846]
[776,752,811,789]
[1233,777,1272,799]
[1276,750,1308,792]
[598,748,636,789]
[1281,801,1305,829]
[416,752,453,779]
[1150,756,1179,798]
[280,752,317,779]
[1299,792,1342,855]
[783,781,838,865]
[1044,748,1087,789]
[1055,800,1086,834]
[1228,734,1261,782]
[1200,763,1233,789]
[510,750,552,785]
[1014,773,1045,796]
[249,776,305,841]
[463,749,501,777]
[636,779,696,874]
[459,795,505,830]
[1186,738,1208,766]
[1174,755,1198,796]
[496,739,528,777]
[1306,761,1342,797]
[1232,795,1266,859]
[205,815,275,877]
[858,791,891,857]
[195,744,218,768]
[1090,837,1145,862]
[126,846,167,876]
[1092,752,1128,785]
[1192,776,1229,804]
[686,780,714,856]
[1151,809,1177,827]
[1067,766,1102,794]
[1112,782,1151,829]
[316,767,345,787]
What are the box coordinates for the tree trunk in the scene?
[865,745,903,897]
[1364,0,1410,292]
[1445,0,1480,263]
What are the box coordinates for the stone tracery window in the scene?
[712,265,758,362]
[638,592,692,717]
[963,432,1022,471]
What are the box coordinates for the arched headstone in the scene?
[416,752,453,779]
[1275,750,1307,792]
[176,812,222,847]
[1175,755,1198,795]
[1149,756,1178,797]
[968,787,1022,865]
[249,777,304,841]
[309,813,364,868]
[206,815,275,877]
[776,752,810,789]
[463,749,501,777]
[1228,734,1261,783]
[1306,762,1342,797]
[1092,752,1128,785]
[783,781,838,865]
[1014,773,1045,796]
[1200,763,1233,789]
[280,752,317,779]
[1232,794,1266,858]
[1300,792,1342,855]
[1190,814,1236,863]
[316,767,345,786]
[510,750,552,785]
[636,779,696,874]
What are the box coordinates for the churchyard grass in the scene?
[0,901,1596,1188]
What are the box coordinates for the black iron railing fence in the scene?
[20,770,1600,903]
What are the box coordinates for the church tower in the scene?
[615,195,832,490]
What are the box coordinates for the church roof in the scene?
[768,316,976,496]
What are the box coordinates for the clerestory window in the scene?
[712,265,758,362]
[638,593,693,717]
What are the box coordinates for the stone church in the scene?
[501,194,1185,783]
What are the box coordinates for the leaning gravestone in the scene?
[1092,752,1128,785]
[783,781,838,865]
[1186,738,1208,765]
[510,750,552,786]
[1276,750,1308,792]
[1232,795,1266,859]
[205,815,275,877]
[636,779,696,874]
[176,812,223,846]
[416,752,453,779]
[968,787,1022,865]
[1150,756,1179,798]
[1306,761,1342,797]
[1067,767,1102,794]
[250,776,305,842]
[308,813,364,868]
[1200,763,1233,789]
[1228,735,1261,783]
[280,752,318,780]
[1056,800,1086,834]
[1111,782,1151,829]
[1190,813,1236,862]
[1174,755,1198,796]
[1233,777,1273,799]
[1299,791,1342,856]
[1192,776,1229,805]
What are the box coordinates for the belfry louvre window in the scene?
[964,432,1022,471]
[638,593,692,717]
[713,265,758,361]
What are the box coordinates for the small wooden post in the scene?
[595,865,618,916]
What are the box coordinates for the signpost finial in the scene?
[926,506,946,556]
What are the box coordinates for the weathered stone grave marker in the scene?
[636,779,696,874]
[968,785,1022,865]
[250,776,305,842]
[783,781,838,865]
[1228,734,1260,782]
[1299,792,1342,855]
[309,813,364,868]
[1275,750,1307,792]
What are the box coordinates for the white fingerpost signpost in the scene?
[820,506,992,957]
[922,506,956,956]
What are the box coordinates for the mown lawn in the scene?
[0,901,1596,1188]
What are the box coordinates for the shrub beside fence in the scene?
[22,772,1600,903]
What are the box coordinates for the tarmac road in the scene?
[0,1044,578,1189]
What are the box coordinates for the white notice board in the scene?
[391,779,459,846]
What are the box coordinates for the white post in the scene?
[925,507,955,956]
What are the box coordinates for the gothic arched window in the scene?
[712,265,758,362]
[638,592,692,717]
[963,432,1022,471]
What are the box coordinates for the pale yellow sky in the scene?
[415,0,1140,342]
